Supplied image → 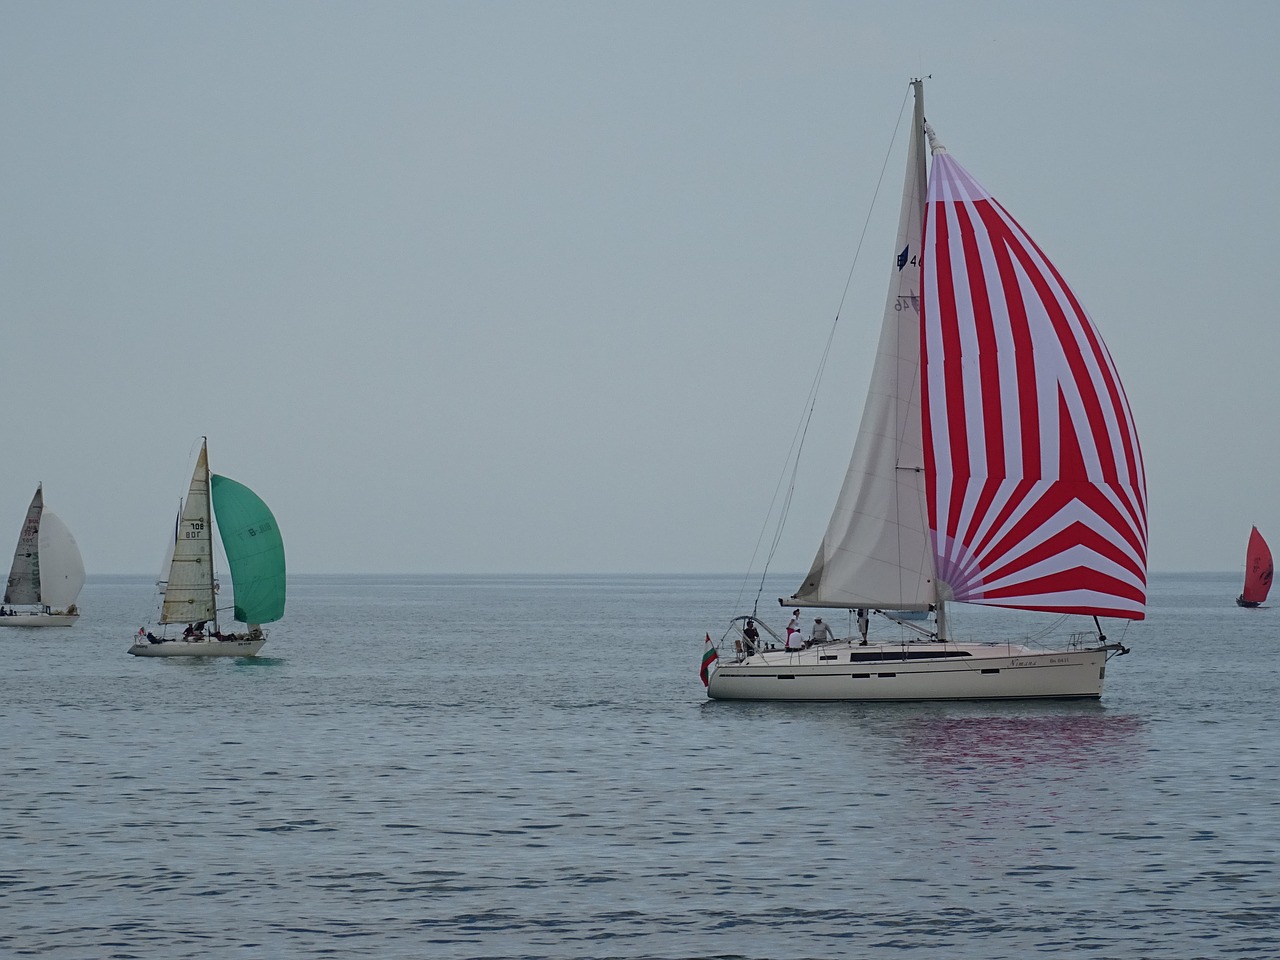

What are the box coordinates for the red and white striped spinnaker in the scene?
[921,150,1147,619]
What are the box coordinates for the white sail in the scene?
[36,510,85,610]
[156,503,180,595]
[4,487,43,606]
[159,442,217,624]
[791,82,936,610]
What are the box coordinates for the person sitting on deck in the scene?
[810,617,836,646]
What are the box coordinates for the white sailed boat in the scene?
[129,439,285,657]
[0,484,86,627]
[706,80,1147,701]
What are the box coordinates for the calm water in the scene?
[2,572,1277,959]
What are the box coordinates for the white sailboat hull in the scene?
[707,641,1107,701]
[127,637,266,657]
[0,613,79,627]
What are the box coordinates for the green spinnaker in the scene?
[210,474,286,624]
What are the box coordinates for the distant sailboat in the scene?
[128,439,285,657]
[0,484,85,627]
[1235,526,1273,608]
[704,79,1145,701]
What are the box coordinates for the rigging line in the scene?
[738,88,915,617]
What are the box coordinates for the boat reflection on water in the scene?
[900,709,1146,774]
[889,709,1148,862]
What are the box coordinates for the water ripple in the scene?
[1,573,1277,958]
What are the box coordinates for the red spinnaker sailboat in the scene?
[1236,526,1273,607]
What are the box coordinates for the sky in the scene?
[2,1,1278,577]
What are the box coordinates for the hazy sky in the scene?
[3,1,1277,576]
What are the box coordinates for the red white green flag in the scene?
[699,634,718,687]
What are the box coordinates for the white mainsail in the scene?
[791,82,936,611]
[159,442,217,624]
[4,487,43,606]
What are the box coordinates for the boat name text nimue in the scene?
[1011,656,1076,667]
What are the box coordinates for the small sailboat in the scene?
[1235,526,1273,608]
[128,439,285,657]
[705,80,1147,701]
[0,484,86,627]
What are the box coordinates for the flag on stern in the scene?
[700,634,719,687]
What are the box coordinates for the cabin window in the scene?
[981,668,999,674]
[850,650,973,663]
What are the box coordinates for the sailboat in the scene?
[128,439,285,657]
[705,80,1147,701]
[0,484,86,627]
[1235,526,1272,607]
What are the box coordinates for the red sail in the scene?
[1241,526,1274,604]
[921,152,1147,619]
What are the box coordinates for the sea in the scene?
[1,571,1276,959]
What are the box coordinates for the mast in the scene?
[204,438,218,633]
[910,78,928,220]
[911,79,945,640]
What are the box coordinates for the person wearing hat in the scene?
[785,609,802,650]
[810,616,835,646]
